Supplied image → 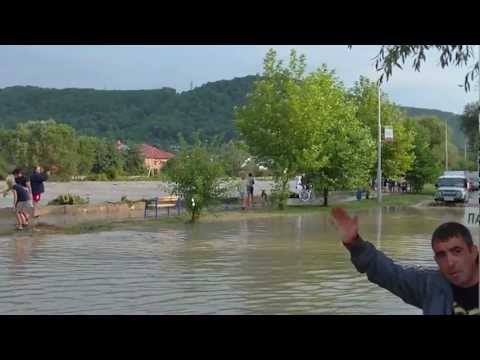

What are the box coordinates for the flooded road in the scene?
[0,206,477,314]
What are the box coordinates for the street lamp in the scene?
[478,45,480,177]
[377,83,382,203]
[458,84,467,162]
[445,117,448,171]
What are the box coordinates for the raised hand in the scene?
[331,207,359,246]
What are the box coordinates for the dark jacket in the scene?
[13,184,30,203]
[29,172,48,194]
[15,175,29,188]
[348,236,454,315]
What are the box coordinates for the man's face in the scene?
[433,236,478,287]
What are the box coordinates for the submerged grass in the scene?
[59,193,431,235]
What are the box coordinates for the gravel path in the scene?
[0,180,302,208]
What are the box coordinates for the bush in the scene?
[48,193,89,205]
[267,186,290,209]
[106,167,120,180]
[163,138,225,222]
[421,183,437,195]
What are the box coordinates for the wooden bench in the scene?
[144,195,181,218]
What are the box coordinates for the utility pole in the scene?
[445,118,448,171]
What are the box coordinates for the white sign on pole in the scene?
[384,126,394,140]
[464,206,479,229]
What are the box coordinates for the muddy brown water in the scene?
[0,205,476,314]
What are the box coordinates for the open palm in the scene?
[331,208,359,245]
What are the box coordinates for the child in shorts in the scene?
[5,175,33,230]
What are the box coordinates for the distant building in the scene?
[141,144,175,176]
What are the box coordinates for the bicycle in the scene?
[299,185,314,202]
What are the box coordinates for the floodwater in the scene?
[0,206,477,314]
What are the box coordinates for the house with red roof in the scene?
[141,143,175,176]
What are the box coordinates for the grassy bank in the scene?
[340,193,432,209]
[59,193,431,235]
[63,215,189,235]
[1,193,431,237]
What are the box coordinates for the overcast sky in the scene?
[0,45,477,114]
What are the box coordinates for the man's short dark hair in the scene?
[431,222,473,248]
[12,168,22,176]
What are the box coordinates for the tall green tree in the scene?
[415,116,462,171]
[77,135,99,175]
[308,119,375,205]
[91,140,124,179]
[460,102,479,163]
[122,144,146,175]
[382,121,416,179]
[237,49,375,208]
[404,118,442,192]
[0,128,14,177]
[236,49,311,208]
[1,120,79,178]
[350,77,416,181]
[297,71,375,206]
[163,137,225,222]
[219,140,251,178]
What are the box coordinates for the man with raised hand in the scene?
[331,207,478,315]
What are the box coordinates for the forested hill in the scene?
[400,106,464,149]
[0,76,465,149]
[0,76,258,148]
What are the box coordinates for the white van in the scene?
[434,171,470,203]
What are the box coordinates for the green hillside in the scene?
[0,76,257,149]
[400,106,464,150]
[0,76,466,150]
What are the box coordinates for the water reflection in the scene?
[13,236,41,266]
[0,207,476,314]
[376,207,382,249]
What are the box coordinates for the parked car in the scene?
[434,172,470,203]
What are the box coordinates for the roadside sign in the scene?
[384,126,394,141]
[464,206,479,229]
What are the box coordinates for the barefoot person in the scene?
[12,168,32,225]
[29,165,48,217]
[5,175,33,231]
[331,207,478,315]
[246,173,255,208]
[237,173,248,210]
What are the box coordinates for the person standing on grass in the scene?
[29,165,48,218]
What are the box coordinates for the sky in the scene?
[0,45,478,114]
